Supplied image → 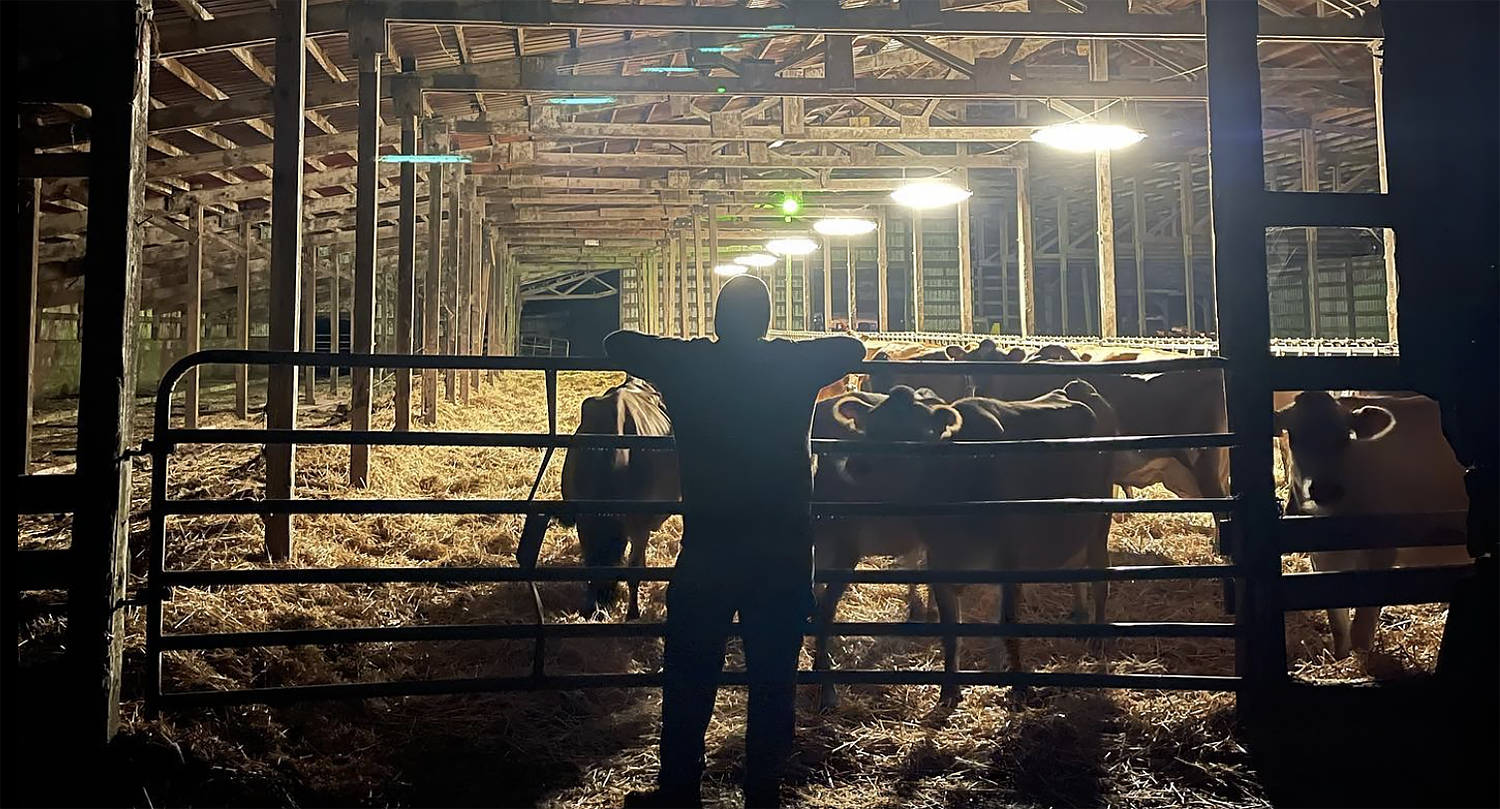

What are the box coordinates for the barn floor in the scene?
[13,371,1493,808]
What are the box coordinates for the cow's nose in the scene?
[1308,479,1344,504]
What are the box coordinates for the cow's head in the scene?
[832,386,960,491]
[1274,391,1397,509]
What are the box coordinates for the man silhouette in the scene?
[606,274,865,808]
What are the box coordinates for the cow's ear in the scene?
[933,405,963,439]
[834,396,876,432]
[945,344,967,360]
[1004,347,1027,362]
[1349,405,1396,441]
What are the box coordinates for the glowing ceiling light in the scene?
[1031,122,1147,152]
[713,263,746,276]
[777,195,802,215]
[547,96,618,105]
[813,217,877,237]
[378,154,472,163]
[766,237,818,256]
[769,139,786,148]
[733,253,778,268]
[890,180,973,209]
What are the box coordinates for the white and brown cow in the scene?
[1274,390,1472,658]
[559,377,681,620]
[821,382,1117,707]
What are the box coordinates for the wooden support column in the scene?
[1057,191,1070,334]
[184,204,204,425]
[1300,128,1320,337]
[263,0,305,560]
[957,168,974,334]
[69,0,151,743]
[422,127,442,422]
[876,207,890,331]
[458,180,471,403]
[821,234,833,331]
[693,211,707,335]
[12,179,41,474]
[349,44,381,488]
[1205,0,1285,687]
[708,202,720,302]
[1179,162,1196,333]
[393,59,417,431]
[677,235,689,336]
[445,163,461,401]
[846,236,857,326]
[468,187,483,391]
[911,212,925,332]
[1095,149,1118,337]
[1132,174,1148,335]
[783,256,794,330]
[1372,49,1397,342]
[329,251,341,394]
[235,221,251,418]
[998,213,1010,333]
[300,240,316,405]
[663,240,675,336]
[1016,160,1037,336]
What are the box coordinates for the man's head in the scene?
[714,274,772,342]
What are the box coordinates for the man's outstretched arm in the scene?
[799,334,867,383]
[603,329,687,381]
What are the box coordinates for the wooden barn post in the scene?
[1179,162,1196,333]
[67,0,151,742]
[183,204,204,426]
[676,234,689,336]
[393,58,418,432]
[911,211,924,331]
[329,250,341,395]
[445,160,462,401]
[13,179,41,474]
[694,209,707,334]
[1133,174,1148,335]
[422,122,442,424]
[821,234,833,330]
[300,239,317,405]
[235,220,251,418]
[349,8,383,488]
[1204,0,1286,688]
[1300,129,1321,337]
[264,0,306,560]
[1016,158,1037,336]
[957,167,974,334]
[876,207,890,331]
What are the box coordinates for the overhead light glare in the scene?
[890,180,973,209]
[547,96,618,105]
[713,263,747,276]
[769,139,786,148]
[378,154,472,163]
[813,217,877,237]
[766,237,819,256]
[733,253,778,268]
[1031,122,1147,152]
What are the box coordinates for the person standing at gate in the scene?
[605,274,865,809]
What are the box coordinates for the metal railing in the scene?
[767,329,1400,357]
[142,347,1446,711]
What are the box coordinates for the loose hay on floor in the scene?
[13,369,1455,807]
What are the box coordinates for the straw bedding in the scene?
[15,370,1453,808]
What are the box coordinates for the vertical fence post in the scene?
[394,58,418,432]
[1204,0,1286,691]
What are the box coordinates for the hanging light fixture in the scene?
[1031,122,1146,152]
[813,217,877,237]
[890,180,973,209]
[733,253,778,268]
[714,263,747,276]
[765,237,818,256]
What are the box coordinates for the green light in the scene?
[377,154,473,164]
[547,96,618,105]
[640,66,697,74]
[716,86,728,94]
[779,195,802,215]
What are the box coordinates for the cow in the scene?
[558,377,681,620]
[1274,390,1471,658]
[960,340,1229,504]
[821,382,1117,708]
[865,343,973,403]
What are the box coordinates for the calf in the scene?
[1274,390,1471,657]
[825,382,1117,707]
[559,377,680,620]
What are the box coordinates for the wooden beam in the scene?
[876,206,889,331]
[394,62,418,431]
[159,56,230,101]
[957,167,974,333]
[70,0,150,745]
[422,124,442,425]
[12,179,42,475]
[349,47,381,488]
[264,0,306,562]
[185,204,204,425]
[235,220,251,418]
[306,37,350,83]
[170,0,214,21]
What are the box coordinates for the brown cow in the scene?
[559,377,681,620]
[865,343,972,403]
[824,382,1117,707]
[1275,390,1471,657]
